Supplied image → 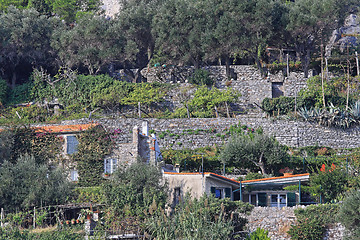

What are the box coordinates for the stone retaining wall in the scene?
[246,206,344,240]
[141,65,309,116]
[61,116,360,150]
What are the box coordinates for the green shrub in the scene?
[188,69,213,86]
[338,190,360,239]
[145,195,253,240]
[103,161,167,219]
[262,96,296,116]
[310,166,348,203]
[7,82,32,105]
[246,228,271,240]
[288,204,339,240]
[72,186,106,204]
[0,78,9,106]
[288,216,325,240]
[245,172,263,180]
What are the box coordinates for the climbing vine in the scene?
[72,125,122,187]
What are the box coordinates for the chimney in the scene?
[142,121,149,136]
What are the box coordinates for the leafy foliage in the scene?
[0,226,83,240]
[188,69,213,86]
[298,101,360,129]
[0,7,57,87]
[262,96,295,116]
[338,190,360,239]
[172,85,240,118]
[145,194,253,240]
[0,126,63,164]
[72,186,105,204]
[220,132,289,175]
[72,125,118,186]
[52,14,124,74]
[103,161,167,222]
[288,204,339,240]
[162,146,222,172]
[310,164,348,203]
[0,154,73,211]
[246,228,271,240]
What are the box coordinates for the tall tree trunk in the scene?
[225,55,230,78]
[258,162,267,175]
[321,42,326,108]
[11,71,17,89]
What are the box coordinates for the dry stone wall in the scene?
[246,206,345,240]
[61,116,360,150]
[141,65,309,116]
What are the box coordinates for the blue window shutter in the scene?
[104,159,107,173]
[225,188,231,198]
[287,192,296,207]
[67,136,79,154]
[211,187,216,195]
[112,159,117,173]
[258,193,267,207]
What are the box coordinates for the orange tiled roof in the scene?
[34,123,98,133]
[241,173,310,183]
[163,171,240,184]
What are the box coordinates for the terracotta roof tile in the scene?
[241,173,310,183]
[34,123,98,133]
[163,172,240,184]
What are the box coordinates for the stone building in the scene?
[33,121,159,181]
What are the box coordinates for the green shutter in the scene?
[258,193,267,207]
[287,192,296,207]
[225,188,231,198]
[210,187,216,195]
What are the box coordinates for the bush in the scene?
[188,69,213,86]
[103,161,167,219]
[262,96,295,116]
[145,195,253,239]
[338,190,360,239]
[0,154,73,211]
[7,82,32,105]
[246,228,271,240]
[310,165,348,203]
[245,172,263,180]
[72,186,106,204]
[0,78,9,106]
[288,216,325,240]
[288,204,339,240]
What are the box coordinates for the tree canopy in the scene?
[220,133,289,175]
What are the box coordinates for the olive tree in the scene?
[220,133,288,175]
[0,154,73,211]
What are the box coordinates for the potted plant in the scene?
[279,167,293,177]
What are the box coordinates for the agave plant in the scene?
[298,106,311,120]
[350,100,360,119]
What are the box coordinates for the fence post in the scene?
[298,180,301,205]
[33,207,36,229]
[1,208,4,227]
[138,102,142,118]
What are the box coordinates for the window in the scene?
[71,169,78,182]
[174,187,181,205]
[66,136,79,154]
[271,194,287,208]
[215,189,223,199]
[211,187,231,199]
[104,158,118,174]
[272,82,284,98]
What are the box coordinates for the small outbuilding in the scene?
[241,173,310,207]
